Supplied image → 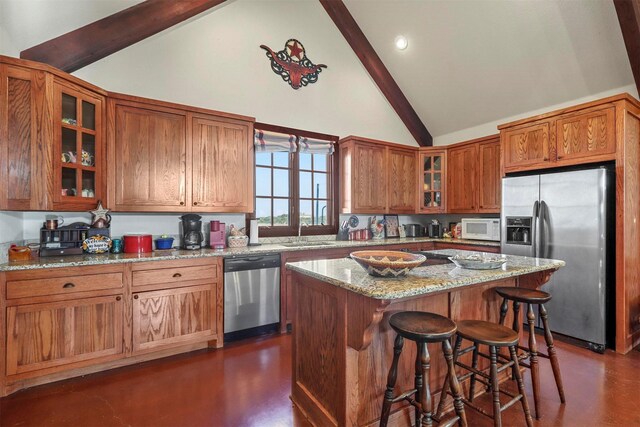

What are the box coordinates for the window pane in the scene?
[299,200,312,225]
[62,93,76,123]
[62,128,77,162]
[256,152,271,166]
[313,173,327,198]
[273,168,289,197]
[273,151,289,168]
[434,156,441,170]
[315,200,328,225]
[256,167,271,196]
[424,156,432,171]
[256,198,271,225]
[82,101,96,130]
[313,154,327,171]
[300,152,312,170]
[273,199,289,226]
[300,171,312,198]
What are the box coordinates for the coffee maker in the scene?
[180,214,204,250]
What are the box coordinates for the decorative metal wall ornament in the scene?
[260,39,327,90]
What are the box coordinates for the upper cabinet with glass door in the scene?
[55,79,104,209]
[418,149,446,213]
[0,56,107,211]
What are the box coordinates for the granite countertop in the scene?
[286,249,565,300]
[0,237,499,272]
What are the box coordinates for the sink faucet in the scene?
[298,222,309,242]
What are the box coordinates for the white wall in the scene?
[0,212,23,243]
[433,83,639,146]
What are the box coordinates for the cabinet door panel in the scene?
[353,144,386,212]
[133,284,215,353]
[418,150,446,213]
[0,65,48,210]
[387,148,416,213]
[6,296,123,375]
[114,105,186,210]
[502,122,550,171]
[556,107,615,163]
[191,116,253,211]
[478,140,501,212]
[447,145,477,213]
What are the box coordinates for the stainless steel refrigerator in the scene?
[501,166,614,352]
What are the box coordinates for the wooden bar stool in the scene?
[495,286,566,419]
[436,320,533,427]
[380,311,467,427]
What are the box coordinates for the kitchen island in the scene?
[286,249,564,427]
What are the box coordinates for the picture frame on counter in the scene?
[383,214,399,238]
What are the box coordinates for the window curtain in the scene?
[298,136,335,155]
[254,130,335,155]
[254,130,297,152]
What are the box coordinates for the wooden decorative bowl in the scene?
[350,250,426,277]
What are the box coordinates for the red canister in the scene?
[123,234,153,253]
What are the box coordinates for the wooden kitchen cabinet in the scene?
[132,285,215,354]
[418,149,446,213]
[554,106,616,164]
[0,56,107,211]
[447,143,478,213]
[339,136,416,214]
[110,101,188,211]
[1,257,223,396]
[6,295,124,376]
[501,122,551,172]
[387,147,417,213]
[130,258,223,353]
[446,135,501,214]
[500,104,617,173]
[108,94,254,213]
[191,114,254,212]
[478,139,501,212]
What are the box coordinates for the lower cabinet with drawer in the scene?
[0,257,222,396]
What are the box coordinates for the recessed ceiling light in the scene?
[394,35,408,50]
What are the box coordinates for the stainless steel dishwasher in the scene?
[223,253,280,341]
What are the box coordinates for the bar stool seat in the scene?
[495,287,551,304]
[390,311,457,342]
[456,320,519,347]
[380,311,467,427]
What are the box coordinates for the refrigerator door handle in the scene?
[532,200,539,257]
[539,200,548,258]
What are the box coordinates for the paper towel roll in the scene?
[249,219,259,245]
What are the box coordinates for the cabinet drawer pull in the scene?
[180,201,185,205]
[116,296,121,301]
[193,202,198,206]
[134,295,139,299]
[173,273,182,278]
[63,282,75,289]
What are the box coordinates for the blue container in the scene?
[155,237,174,250]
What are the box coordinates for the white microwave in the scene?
[461,218,501,241]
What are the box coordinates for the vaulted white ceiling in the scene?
[344,0,635,142]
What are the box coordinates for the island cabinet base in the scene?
[291,271,553,427]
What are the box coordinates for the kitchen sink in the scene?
[280,241,338,247]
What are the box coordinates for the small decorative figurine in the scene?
[90,201,111,229]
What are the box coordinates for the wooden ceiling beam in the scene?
[319,0,432,146]
[20,0,227,73]
[614,0,640,91]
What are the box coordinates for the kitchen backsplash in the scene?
[21,212,247,240]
